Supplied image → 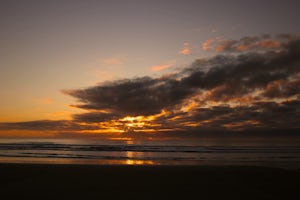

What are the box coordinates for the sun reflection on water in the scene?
[125,151,154,165]
[125,159,154,165]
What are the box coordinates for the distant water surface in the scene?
[0,139,299,169]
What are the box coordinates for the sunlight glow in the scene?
[117,111,167,132]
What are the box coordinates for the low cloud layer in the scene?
[201,34,297,53]
[1,34,300,139]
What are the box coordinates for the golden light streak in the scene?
[110,137,134,141]
[223,120,261,129]
[117,110,168,132]
[78,129,124,134]
[157,128,182,132]
[169,115,182,121]
[181,122,200,127]
[180,101,199,112]
[135,129,156,132]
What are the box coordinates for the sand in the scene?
[0,163,299,200]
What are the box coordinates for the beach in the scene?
[1,163,299,200]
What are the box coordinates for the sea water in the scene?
[0,139,299,169]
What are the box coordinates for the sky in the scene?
[0,0,300,140]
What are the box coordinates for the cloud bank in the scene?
[1,34,300,139]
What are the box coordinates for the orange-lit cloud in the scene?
[222,120,261,130]
[201,38,216,51]
[202,35,291,53]
[180,100,199,112]
[151,60,175,72]
[256,40,281,49]
[215,44,227,52]
[178,42,191,55]
[235,45,249,51]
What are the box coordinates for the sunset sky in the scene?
[1,0,300,140]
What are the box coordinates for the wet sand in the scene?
[1,163,299,200]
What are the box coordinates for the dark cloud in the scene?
[63,76,194,116]
[185,40,300,101]
[72,112,121,123]
[0,120,97,131]
[0,120,71,131]
[263,79,300,98]
[148,99,300,135]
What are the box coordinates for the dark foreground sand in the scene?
[0,163,299,200]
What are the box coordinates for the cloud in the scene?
[63,76,194,116]
[0,120,74,131]
[201,38,218,51]
[151,63,170,72]
[178,42,191,55]
[62,34,300,134]
[263,79,300,98]
[1,34,300,139]
[72,111,122,123]
[201,34,298,53]
[151,60,175,72]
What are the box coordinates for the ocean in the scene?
[0,139,299,169]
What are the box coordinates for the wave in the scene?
[0,142,300,153]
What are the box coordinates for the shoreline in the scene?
[1,163,299,199]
